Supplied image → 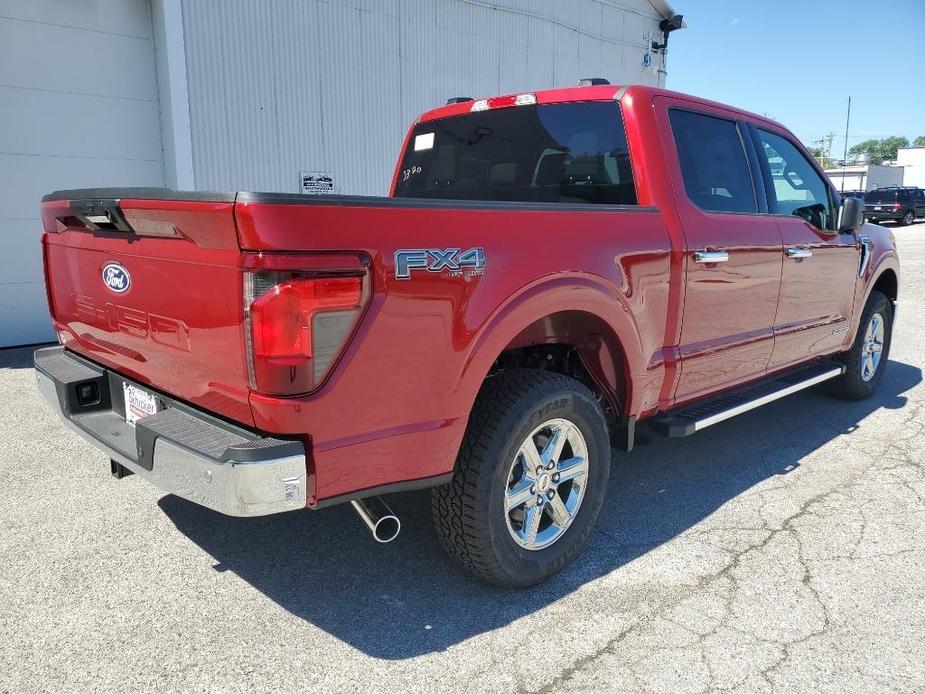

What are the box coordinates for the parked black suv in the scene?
[864,187,925,226]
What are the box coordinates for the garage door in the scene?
[0,0,164,348]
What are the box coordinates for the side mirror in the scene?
[838,196,864,232]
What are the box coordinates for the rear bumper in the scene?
[865,210,903,221]
[34,346,307,517]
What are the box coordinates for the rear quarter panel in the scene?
[236,200,672,502]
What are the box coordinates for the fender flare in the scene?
[849,253,900,344]
[454,272,645,413]
[863,256,900,304]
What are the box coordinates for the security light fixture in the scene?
[651,14,684,52]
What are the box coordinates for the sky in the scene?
[667,0,925,158]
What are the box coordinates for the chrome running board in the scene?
[649,362,845,438]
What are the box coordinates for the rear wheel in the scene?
[830,290,893,400]
[431,368,610,587]
[900,209,915,226]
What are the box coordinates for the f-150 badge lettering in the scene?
[394,247,486,280]
[102,262,131,293]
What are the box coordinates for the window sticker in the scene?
[414,133,435,151]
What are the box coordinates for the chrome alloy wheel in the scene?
[504,418,590,550]
[860,312,885,382]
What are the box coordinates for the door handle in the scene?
[693,250,729,263]
[786,246,813,259]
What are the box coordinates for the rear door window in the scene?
[668,109,758,214]
[394,102,637,205]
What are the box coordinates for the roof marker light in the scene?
[515,93,537,106]
[470,99,489,112]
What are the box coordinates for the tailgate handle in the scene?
[70,199,133,233]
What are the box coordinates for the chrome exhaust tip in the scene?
[350,497,401,543]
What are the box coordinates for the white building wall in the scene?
[867,165,905,190]
[180,0,671,195]
[897,147,925,188]
[825,164,904,192]
[0,0,164,347]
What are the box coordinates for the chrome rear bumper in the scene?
[35,346,307,517]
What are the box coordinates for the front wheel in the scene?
[432,368,611,587]
[900,210,915,226]
[830,290,893,400]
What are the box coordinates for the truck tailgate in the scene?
[41,192,254,426]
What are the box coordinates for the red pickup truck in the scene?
[35,83,899,586]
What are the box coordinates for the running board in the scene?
[649,362,845,438]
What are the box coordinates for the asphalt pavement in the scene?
[1,223,923,693]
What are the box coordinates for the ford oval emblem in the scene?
[102,262,131,293]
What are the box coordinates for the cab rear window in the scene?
[394,102,637,205]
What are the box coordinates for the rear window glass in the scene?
[865,190,899,203]
[393,102,637,205]
[668,109,757,214]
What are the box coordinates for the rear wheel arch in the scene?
[461,278,642,399]
[490,310,630,422]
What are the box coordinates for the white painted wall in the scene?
[1,0,677,347]
[825,164,904,192]
[897,147,925,188]
[0,0,164,347]
[180,0,673,195]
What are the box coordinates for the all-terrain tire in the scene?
[830,290,893,400]
[431,368,610,587]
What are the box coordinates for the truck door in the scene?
[656,98,784,404]
[747,125,860,368]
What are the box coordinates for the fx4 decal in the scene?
[394,247,486,280]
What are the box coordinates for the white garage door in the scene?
[0,0,164,348]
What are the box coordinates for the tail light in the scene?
[243,258,369,396]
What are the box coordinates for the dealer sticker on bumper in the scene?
[123,382,159,425]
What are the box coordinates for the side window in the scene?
[668,109,757,214]
[755,129,835,231]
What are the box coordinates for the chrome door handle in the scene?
[786,246,813,259]
[693,250,729,263]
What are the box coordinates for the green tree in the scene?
[808,146,836,169]
[848,136,910,164]
[914,135,925,147]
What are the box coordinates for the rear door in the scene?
[656,98,784,403]
[747,126,860,368]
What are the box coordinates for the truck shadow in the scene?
[160,359,921,660]
[0,344,53,370]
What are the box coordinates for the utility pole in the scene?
[841,96,852,193]
[811,133,836,169]
[824,132,834,166]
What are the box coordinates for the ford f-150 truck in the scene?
[35,83,899,586]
